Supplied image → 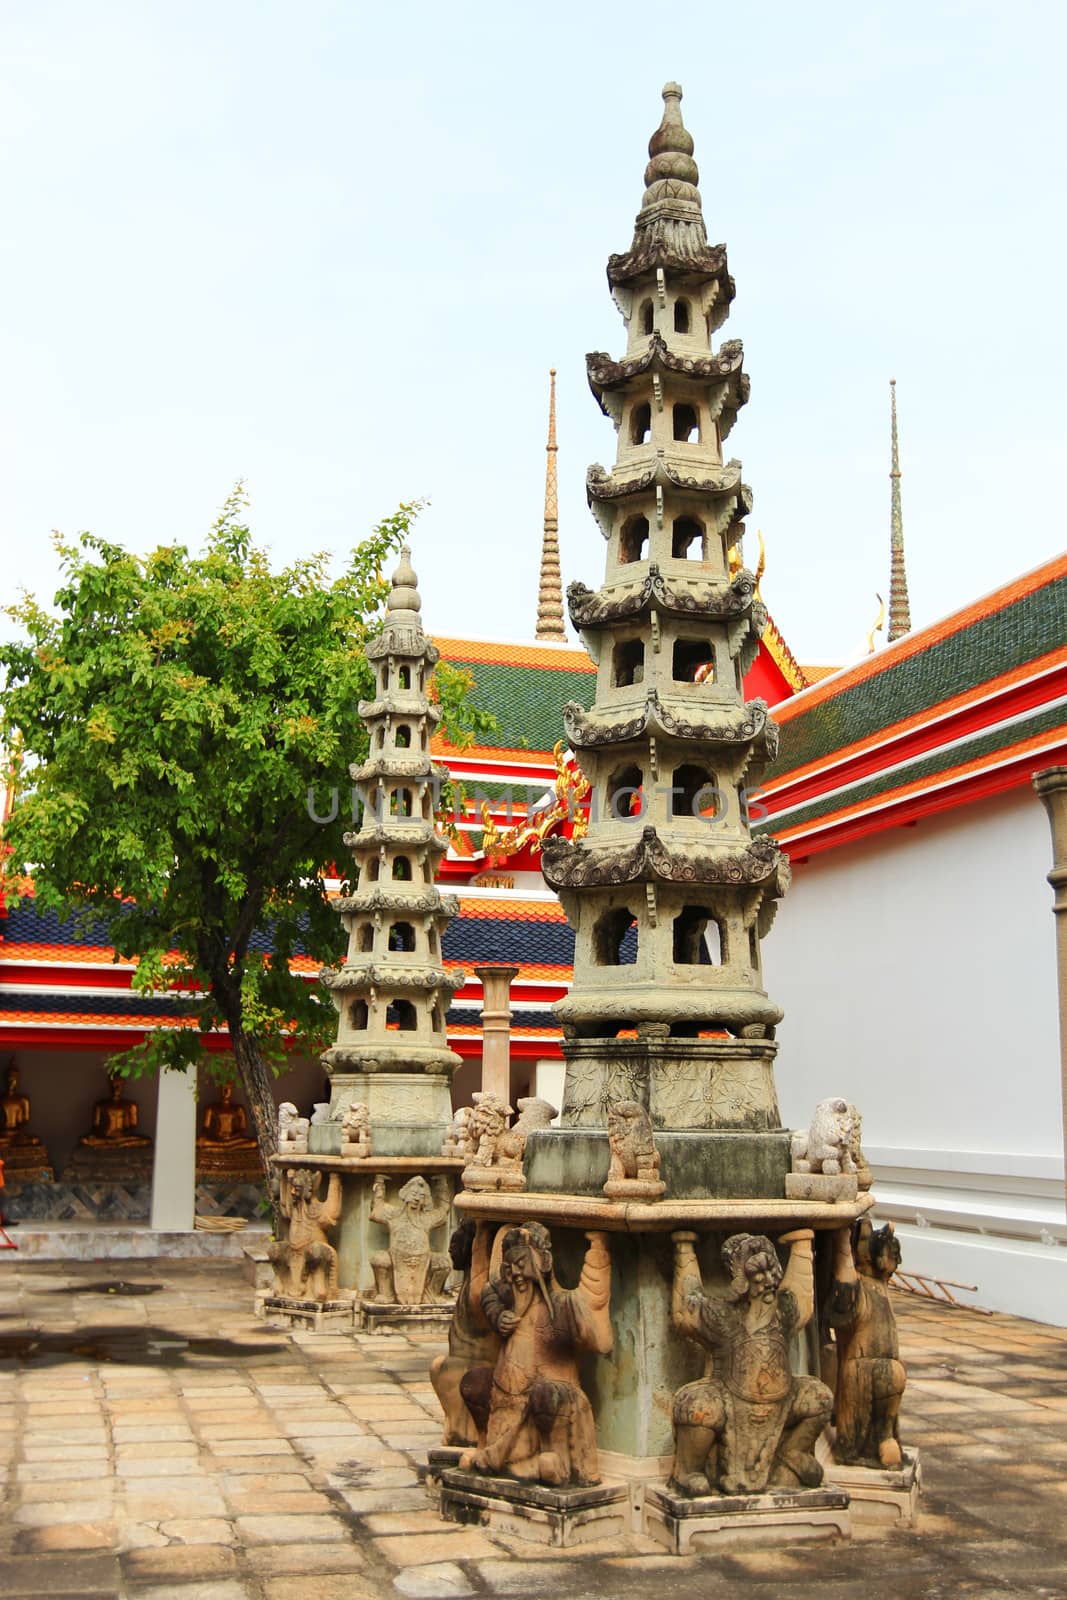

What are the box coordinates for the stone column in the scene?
[150,1065,197,1231]
[1033,766,1067,1218]
[474,965,519,1103]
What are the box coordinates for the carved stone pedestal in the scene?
[439,1468,630,1548]
[262,1295,356,1333]
[785,1172,859,1204]
[419,1447,464,1506]
[359,1300,455,1333]
[826,1450,921,1527]
[645,1483,851,1554]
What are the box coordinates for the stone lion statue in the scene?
[790,1097,859,1177]
[606,1100,660,1183]
[341,1101,371,1158]
[277,1101,309,1152]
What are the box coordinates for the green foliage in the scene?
[0,489,492,1083]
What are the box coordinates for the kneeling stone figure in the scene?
[669,1228,833,1497]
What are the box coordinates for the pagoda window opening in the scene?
[606,763,644,820]
[674,637,716,683]
[613,638,645,687]
[672,762,721,820]
[388,921,416,953]
[392,855,412,881]
[395,724,412,749]
[674,298,691,334]
[639,298,654,335]
[671,516,705,560]
[673,403,700,443]
[350,999,368,1031]
[357,924,374,953]
[398,665,412,690]
[630,402,652,446]
[593,906,639,967]
[387,999,418,1031]
[673,905,723,965]
[391,788,414,817]
[619,514,650,564]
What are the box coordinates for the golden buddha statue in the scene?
[84,1074,151,1147]
[0,1064,53,1184]
[196,1081,262,1181]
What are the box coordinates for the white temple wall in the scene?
[761,786,1067,1324]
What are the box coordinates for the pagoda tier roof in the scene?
[587,457,752,511]
[568,567,761,630]
[357,695,442,724]
[322,1043,460,1074]
[342,822,448,854]
[563,691,777,760]
[587,335,749,439]
[606,221,734,293]
[542,826,787,892]
[321,962,465,996]
[365,628,439,664]
[332,888,460,919]
[349,753,442,783]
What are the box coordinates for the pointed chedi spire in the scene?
[887,379,912,642]
[535,369,566,641]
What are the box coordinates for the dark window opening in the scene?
[674,298,691,334]
[386,999,417,1031]
[672,763,721,819]
[639,299,654,334]
[388,921,416,953]
[392,856,412,881]
[671,516,704,559]
[673,403,700,443]
[593,907,639,966]
[618,514,650,564]
[606,763,644,820]
[613,638,645,688]
[391,788,413,817]
[673,905,722,965]
[395,725,412,749]
[673,638,715,683]
[630,402,652,446]
[398,665,412,690]
[350,999,369,1030]
[366,857,380,883]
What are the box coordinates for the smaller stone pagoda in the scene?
[267,549,466,1329]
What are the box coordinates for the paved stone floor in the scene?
[0,1258,1064,1600]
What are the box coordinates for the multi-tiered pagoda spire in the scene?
[542,83,790,1130]
[322,548,463,1122]
[535,369,566,641]
[887,378,912,642]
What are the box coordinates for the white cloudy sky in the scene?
[1,0,1064,667]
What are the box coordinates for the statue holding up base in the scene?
[430,1220,501,1445]
[369,1174,451,1304]
[269,1168,342,1300]
[669,1229,832,1497]
[828,1219,906,1468]
[459,1222,612,1487]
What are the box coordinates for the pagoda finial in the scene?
[642,82,700,210]
[386,545,422,616]
[887,379,912,642]
[535,369,566,642]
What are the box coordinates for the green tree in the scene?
[0,490,495,1211]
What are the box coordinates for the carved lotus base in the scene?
[262,1295,356,1333]
[784,1172,859,1204]
[825,1449,921,1527]
[645,1482,851,1554]
[439,1467,630,1547]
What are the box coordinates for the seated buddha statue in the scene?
[0,1064,53,1183]
[196,1081,262,1180]
[83,1074,151,1147]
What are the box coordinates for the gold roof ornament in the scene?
[867,593,887,654]
[479,741,590,859]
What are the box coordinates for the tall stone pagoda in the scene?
[445,86,893,1546]
[269,548,465,1327]
[322,545,464,1129]
[542,79,788,1135]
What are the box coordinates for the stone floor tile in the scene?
[18,1478,117,1504]
[22,1443,110,1462]
[116,1455,205,1477]
[0,1550,121,1595]
[204,1436,297,1456]
[472,1559,579,1593]
[113,1422,196,1442]
[116,1439,201,1459]
[225,1490,335,1515]
[219,1470,313,1493]
[132,1584,252,1600]
[16,1458,114,1484]
[13,1521,118,1553]
[242,1540,367,1575]
[261,1579,379,1600]
[337,1486,435,1514]
[14,1500,115,1528]
[373,1530,502,1566]
[121,1542,238,1581]
[122,1492,229,1520]
[158,1518,237,1544]
[363,1510,465,1536]
[234,1513,348,1544]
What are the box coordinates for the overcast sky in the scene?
[2,1,1064,668]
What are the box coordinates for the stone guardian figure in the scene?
[269,1168,342,1300]
[669,1228,833,1496]
[828,1219,906,1468]
[369,1173,451,1304]
[429,1220,502,1445]
[458,1222,612,1486]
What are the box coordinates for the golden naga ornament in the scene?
[479,740,590,859]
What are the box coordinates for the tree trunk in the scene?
[229,1020,283,1233]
